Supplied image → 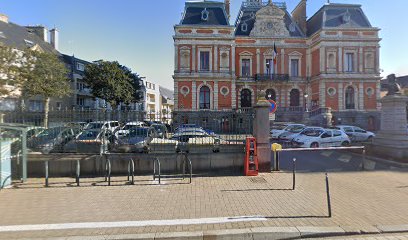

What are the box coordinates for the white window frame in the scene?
[76,63,85,71]
[198,48,212,72]
[344,50,357,73]
[239,51,253,77]
[288,51,302,78]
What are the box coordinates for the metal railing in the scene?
[255,74,289,82]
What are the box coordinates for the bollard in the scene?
[361,148,366,171]
[325,173,332,218]
[45,161,49,187]
[292,158,296,190]
[76,160,80,187]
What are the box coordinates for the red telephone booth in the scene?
[244,137,259,176]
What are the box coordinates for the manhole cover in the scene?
[249,177,267,184]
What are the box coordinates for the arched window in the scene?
[199,86,210,110]
[345,86,355,109]
[290,89,300,107]
[266,89,276,101]
[241,89,252,108]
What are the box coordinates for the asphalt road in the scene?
[276,149,395,172]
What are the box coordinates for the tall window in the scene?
[241,59,250,76]
[290,89,300,107]
[290,59,299,77]
[345,53,354,72]
[266,59,273,75]
[241,89,252,108]
[199,86,210,109]
[200,51,210,71]
[345,86,355,109]
[266,89,276,101]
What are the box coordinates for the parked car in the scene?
[114,121,147,138]
[65,122,87,130]
[292,129,351,148]
[84,121,120,132]
[172,130,221,153]
[27,127,80,154]
[151,123,168,139]
[277,125,307,142]
[271,124,305,140]
[278,126,323,143]
[64,129,116,153]
[175,124,215,135]
[333,125,375,142]
[111,127,156,153]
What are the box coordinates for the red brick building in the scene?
[173,0,381,129]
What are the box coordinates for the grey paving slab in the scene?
[203,229,252,240]
[251,226,300,240]
[378,225,408,233]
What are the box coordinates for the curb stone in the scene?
[296,226,345,238]
[377,225,408,233]
[251,227,300,240]
[203,228,252,240]
[10,225,408,240]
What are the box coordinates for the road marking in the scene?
[338,155,352,163]
[0,216,267,232]
[321,151,334,157]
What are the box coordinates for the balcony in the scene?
[255,74,290,82]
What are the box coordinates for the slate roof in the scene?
[180,1,229,26]
[0,20,57,53]
[234,3,304,37]
[307,3,372,36]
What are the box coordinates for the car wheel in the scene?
[367,136,373,142]
[310,142,319,148]
[341,141,350,147]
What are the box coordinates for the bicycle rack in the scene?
[153,157,161,184]
[104,154,135,186]
[45,159,80,187]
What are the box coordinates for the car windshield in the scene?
[86,123,104,129]
[123,124,140,130]
[77,130,99,140]
[128,128,148,137]
[287,126,305,133]
[301,129,324,137]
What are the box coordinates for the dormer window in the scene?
[201,8,209,21]
[24,39,34,47]
[241,22,248,32]
[342,10,351,23]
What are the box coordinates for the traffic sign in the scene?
[269,100,277,113]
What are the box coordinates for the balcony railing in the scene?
[255,74,289,82]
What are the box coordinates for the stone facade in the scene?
[173,0,382,129]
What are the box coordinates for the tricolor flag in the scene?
[273,43,278,65]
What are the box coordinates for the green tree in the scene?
[0,44,23,96]
[83,61,142,109]
[22,51,71,127]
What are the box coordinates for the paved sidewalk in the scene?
[0,170,407,239]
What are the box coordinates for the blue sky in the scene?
[1,0,407,89]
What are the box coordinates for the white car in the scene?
[114,121,147,138]
[270,124,305,140]
[292,129,351,148]
[333,125,375,142]
[279,126,323,142]
[85,121,120,132]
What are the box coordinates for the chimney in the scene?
[291,0,307,35]
[25,26,49,42]
[0,14,9,23]
[225,0,230,21]
[49,28,59,51]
